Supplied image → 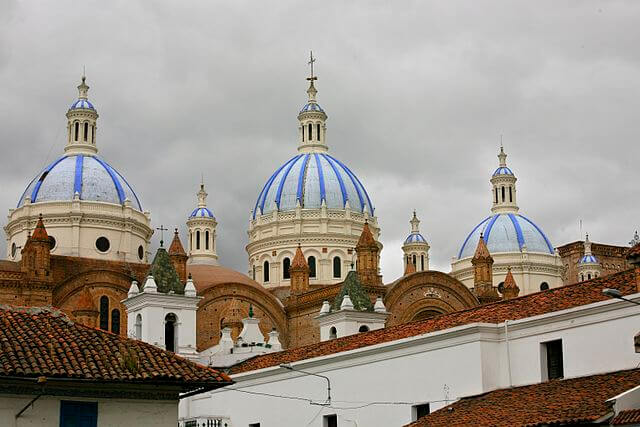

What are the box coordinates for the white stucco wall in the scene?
[182,294,640,427]
[0,395,177,427]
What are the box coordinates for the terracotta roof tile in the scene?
[231,268,638,374]
[0,305,232,391]
[406,369,640,427]
[168,229,187,257]
[612,408,640,425]
[472,233,492,261]
[291,245,308,269]
[356,221,376,248]
[31,214,49,241]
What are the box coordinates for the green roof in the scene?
[333,271,373,312]
[144,247,184,295]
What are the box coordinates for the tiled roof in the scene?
[406,369,640,427]
[168,229,187,257]
[291,245,308,269]
[473,234,492,260]
[332,271,373,311]
[357,221,377,248]
[31,215,49,241]
[231,268,638,374]
[0,305,232,390]
[612,408,640,425]
[627,243,640,261]
[147,247,184,294]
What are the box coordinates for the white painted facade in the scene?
[122,276,200,359]
[182,293,640,427]
[0,396,177,427]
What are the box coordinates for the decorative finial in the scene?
[307,51,317,82]
[156,225,168,247]
[249,304,254,318]
[630,231,640,247]
[77,72,89,100]
[479,232,484,240]
[498,142,507,167]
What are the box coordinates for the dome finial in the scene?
[77,71,89,100]
[498,138,507,167]
[306,51,318,101]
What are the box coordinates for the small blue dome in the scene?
[69,99,95,110]
[253,153,374,219]
[190,207,215,219]
[493,166,514,176]
[458,213,554,259]
[300,103,324,113]
[579,254,598,264]
[18,154,142,210]
[405,232,427,245]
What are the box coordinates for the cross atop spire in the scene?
[307,51,317,82]
[498,144,507,167]
[77,74,89,100]
[156,225,168,247]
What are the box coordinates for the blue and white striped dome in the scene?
[458,213,554,259]
[190,207,215,219]
[493,166,514,176]
[18,154,142,211]
[300,103,324,113]
[69,99,95,110]
[405,232,427,245]
[579,254,598,264]
[253,153,374,219]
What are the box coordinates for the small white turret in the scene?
[143,275,157,293]
[65,75,99,155]
[402,211,430,273]
[374,296,387,313]
[340,294,354,311]
[490,146,519,214]
[184,275,197,297]
[577,233,602,282]
[268,329,282,351]
[319,300,331,315]
[297,51,329,154]
[127,280,140,298]
[187,182,219,266]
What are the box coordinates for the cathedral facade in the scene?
[2,67,636,359]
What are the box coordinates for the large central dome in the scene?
[18,154,142,211]
[253,153,374,218]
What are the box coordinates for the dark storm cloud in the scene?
[1,0,639,280]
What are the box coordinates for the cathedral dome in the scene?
[457,213,554,259]
[17,154,142,211]
[190,207,215,218]
[404,232,427,244]
[579,254,598,264]
[492,166,514,176]
[69,98,95,110]
[252,153,374,218]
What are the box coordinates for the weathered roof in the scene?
[0,305,232,390]
[332,271,373,311]
[356,221,377,248]
[612,408,640,425]
[231,268,638,374]
[406,369,640,427]
[290,245,308,270]
[472,233,492,261]
[31,215,49,241]
[146,247,184,294]
[168,229,187,257]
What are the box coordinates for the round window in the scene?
[138,245,144,260]
[96,237,110,253]
[540,282,550,291]
[11,242,16,258]
[48,236,56,250]
[497,282,505,294]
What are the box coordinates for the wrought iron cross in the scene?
[307,51,317,82]
[156,225,168,247]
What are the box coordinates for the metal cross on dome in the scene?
[156,225,168,247]
[307,51,317,82]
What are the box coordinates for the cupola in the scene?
[402,211,430,272]
[187,182,219,265]
[65,76,99,155]
[297,52,328,153]
[490,146,518,214]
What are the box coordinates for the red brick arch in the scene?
[196,282,288,351]
[384,271,479,326]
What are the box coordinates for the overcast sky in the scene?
[1,1,639,280]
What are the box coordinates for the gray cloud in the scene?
[1,0,639,281]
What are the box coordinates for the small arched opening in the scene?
[263,261,270,283]
[111,309,120,335]
[99,296,109,331]
[329,327,337,339]
[333,256,341,279]
[358,325,370,333]
[283,257,291,280]
[308,256,316,278]
[135,314,142,339]
[205,230,210,250]
[164,313,177,352]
